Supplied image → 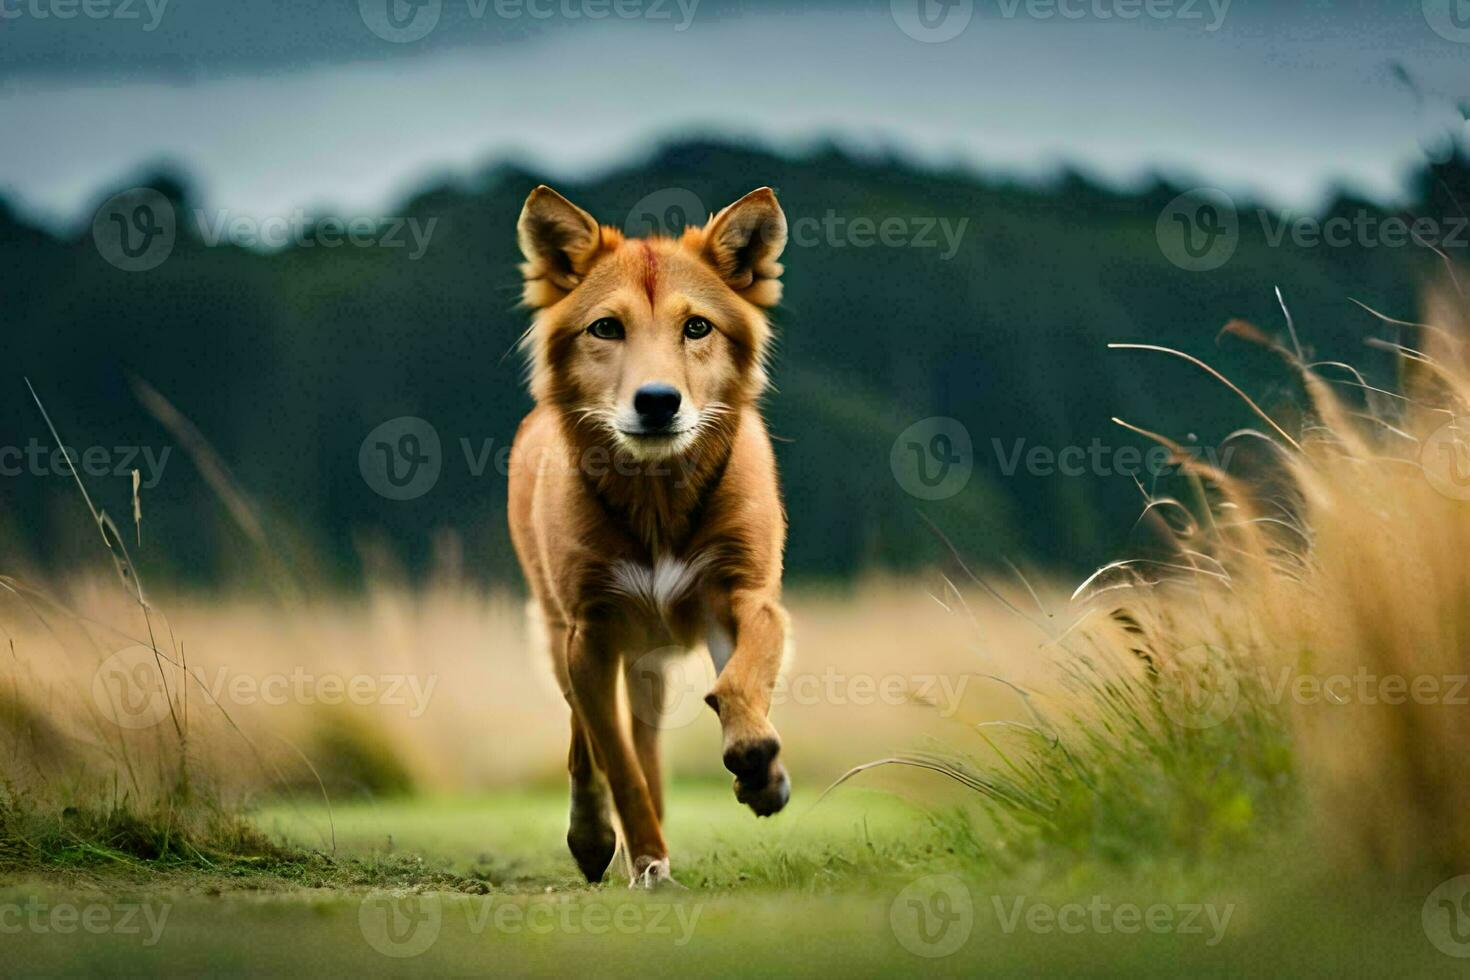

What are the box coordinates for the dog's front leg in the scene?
[566,620,670,886]
[705,589,791,816]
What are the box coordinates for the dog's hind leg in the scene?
[567,622,670,887]
[565,709,617,883]
[541,612,617,883]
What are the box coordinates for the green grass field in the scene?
[2,782,1457,977]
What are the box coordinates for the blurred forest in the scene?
[3,140,1466,588]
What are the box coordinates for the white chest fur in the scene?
[609,554,733,673]
[609,556,704,618]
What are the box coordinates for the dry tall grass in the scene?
[890,283,1470,880]
[0,573,1042,812]
[1144,284,1470,876]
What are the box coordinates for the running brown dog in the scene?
[507,185,791,888]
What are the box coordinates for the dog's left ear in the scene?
[701,188,786,307]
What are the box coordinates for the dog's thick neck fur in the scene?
[563,412,739,556]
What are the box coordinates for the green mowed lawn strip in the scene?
[0,784,1457,976]
[250,780,939,889]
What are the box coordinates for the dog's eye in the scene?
[587,318,624,340]
[683,317,713,340]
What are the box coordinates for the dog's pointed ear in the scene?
[517,185,607,306]
[701,187,786,307]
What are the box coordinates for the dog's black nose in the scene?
[633,384,681,431]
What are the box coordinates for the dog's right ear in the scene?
[517,185,608,307]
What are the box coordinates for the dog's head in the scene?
[516,185,786,461]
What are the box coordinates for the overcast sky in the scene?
[2,1,1468,228]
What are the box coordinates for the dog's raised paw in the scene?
[724,737,790,816]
